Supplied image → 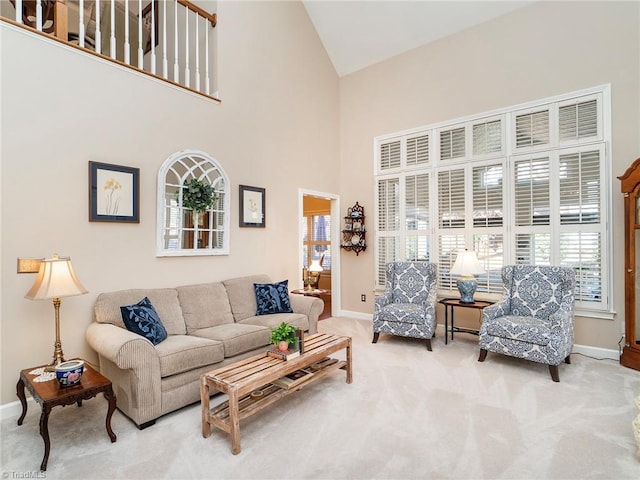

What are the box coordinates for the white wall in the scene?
[338,1,640,350]
[0,1,339,405]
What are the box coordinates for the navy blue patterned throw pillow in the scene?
[120,297,168,345]
[254,280,293,316]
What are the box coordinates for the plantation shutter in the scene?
[514,156,550,226]
[405,172,430,261]
[473,120,502,155]
[406,135,429,166]
[377,178,400,231]
[438,169,465,228]
[559,99,598,140]
[438,234,465,289]
[559,232,601,302]
[559,150,600,224]
[440,127,465,160]
[515,233,551,264]
[379,141,401,170]
[472,165,503,227]
[515,110,549,148]
[377,237,397,286]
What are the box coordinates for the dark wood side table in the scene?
[439,298,495,344]
[16,362,117,471]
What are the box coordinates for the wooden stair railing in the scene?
[2,0,219,102]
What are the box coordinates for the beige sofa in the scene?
[85,274,323,428]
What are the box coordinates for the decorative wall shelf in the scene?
[341,202,366,255]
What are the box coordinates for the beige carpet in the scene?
[1,316,639,479]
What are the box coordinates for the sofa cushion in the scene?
[94,288,187,335]
[120,297,168,345]
[177,282,234,334]
[254,280,293,315]
[155,335,224,378]
[223,274,271,322]
[240,312,309,333]
[190,323,271,357]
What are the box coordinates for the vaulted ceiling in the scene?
[302,1,536,76]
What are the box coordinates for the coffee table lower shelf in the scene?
[207,359,346,430]
[200,333,352,454]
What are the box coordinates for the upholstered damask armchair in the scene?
[478,265,576,382]
[373,262,438,351]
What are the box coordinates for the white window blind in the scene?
[377,178,400,231]
[514,156,550,226]
[559,150,600,224]
[406,134,430,166]
[380,141,401,170]
[438,169,465,229]
[473,119,502,155]
[515,110,549,148]
[440,127,465,160]
[559,99,598,140]
[374,86,610,314]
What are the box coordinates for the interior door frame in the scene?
[298,189,340,318]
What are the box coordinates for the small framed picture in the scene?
[89,162,140,223]
[239,185,265,228]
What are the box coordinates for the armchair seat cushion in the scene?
[484,315,551,346]
[377,303,427,324]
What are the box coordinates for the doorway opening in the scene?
[299,190,340,320]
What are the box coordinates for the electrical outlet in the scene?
[17,258,42,274]
[361,294,366,302]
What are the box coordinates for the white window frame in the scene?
[374,85,613,318]
[156,149,230,257]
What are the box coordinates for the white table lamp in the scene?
[450,249,485,304]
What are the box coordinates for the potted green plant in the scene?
[182,178,216,225]
[270,322,297,352]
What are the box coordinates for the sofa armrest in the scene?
[289,294,323,334]
[85,322,162,426]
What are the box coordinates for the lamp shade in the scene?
[450,250,485,278]
[25,254,88,300]
[309,260,323,273]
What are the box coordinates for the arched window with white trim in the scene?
[157,150,229,256]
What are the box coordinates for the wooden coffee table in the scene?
[200,333,352,454]
[16,363,117,471]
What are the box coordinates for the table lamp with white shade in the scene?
[450,249,485,304]
[307,260,323,291]
[24,254,88,365]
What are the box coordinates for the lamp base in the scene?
[456,277,478,304]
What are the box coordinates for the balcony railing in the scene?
[1,0,218,101]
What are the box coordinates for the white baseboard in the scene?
[336,311,620,360]
[0,397,33,421]
[338,310,373,321]
[572,343,619,361]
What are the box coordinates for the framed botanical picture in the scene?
[239,185,265,228]
[89,161,140,223]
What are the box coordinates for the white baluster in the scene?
[162,0,168,78]
[138,0,143,68]
[95,0,102,54]
[36,0,42,31]
[124,0,130,64]
[110,0,116,59]
[150,0,156,74]
[78,0,85,46]
[174,0,179,82]
[195,14,200,91]
[205,21,210,95]
[15,0,22,23]
[184,5,190,88]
